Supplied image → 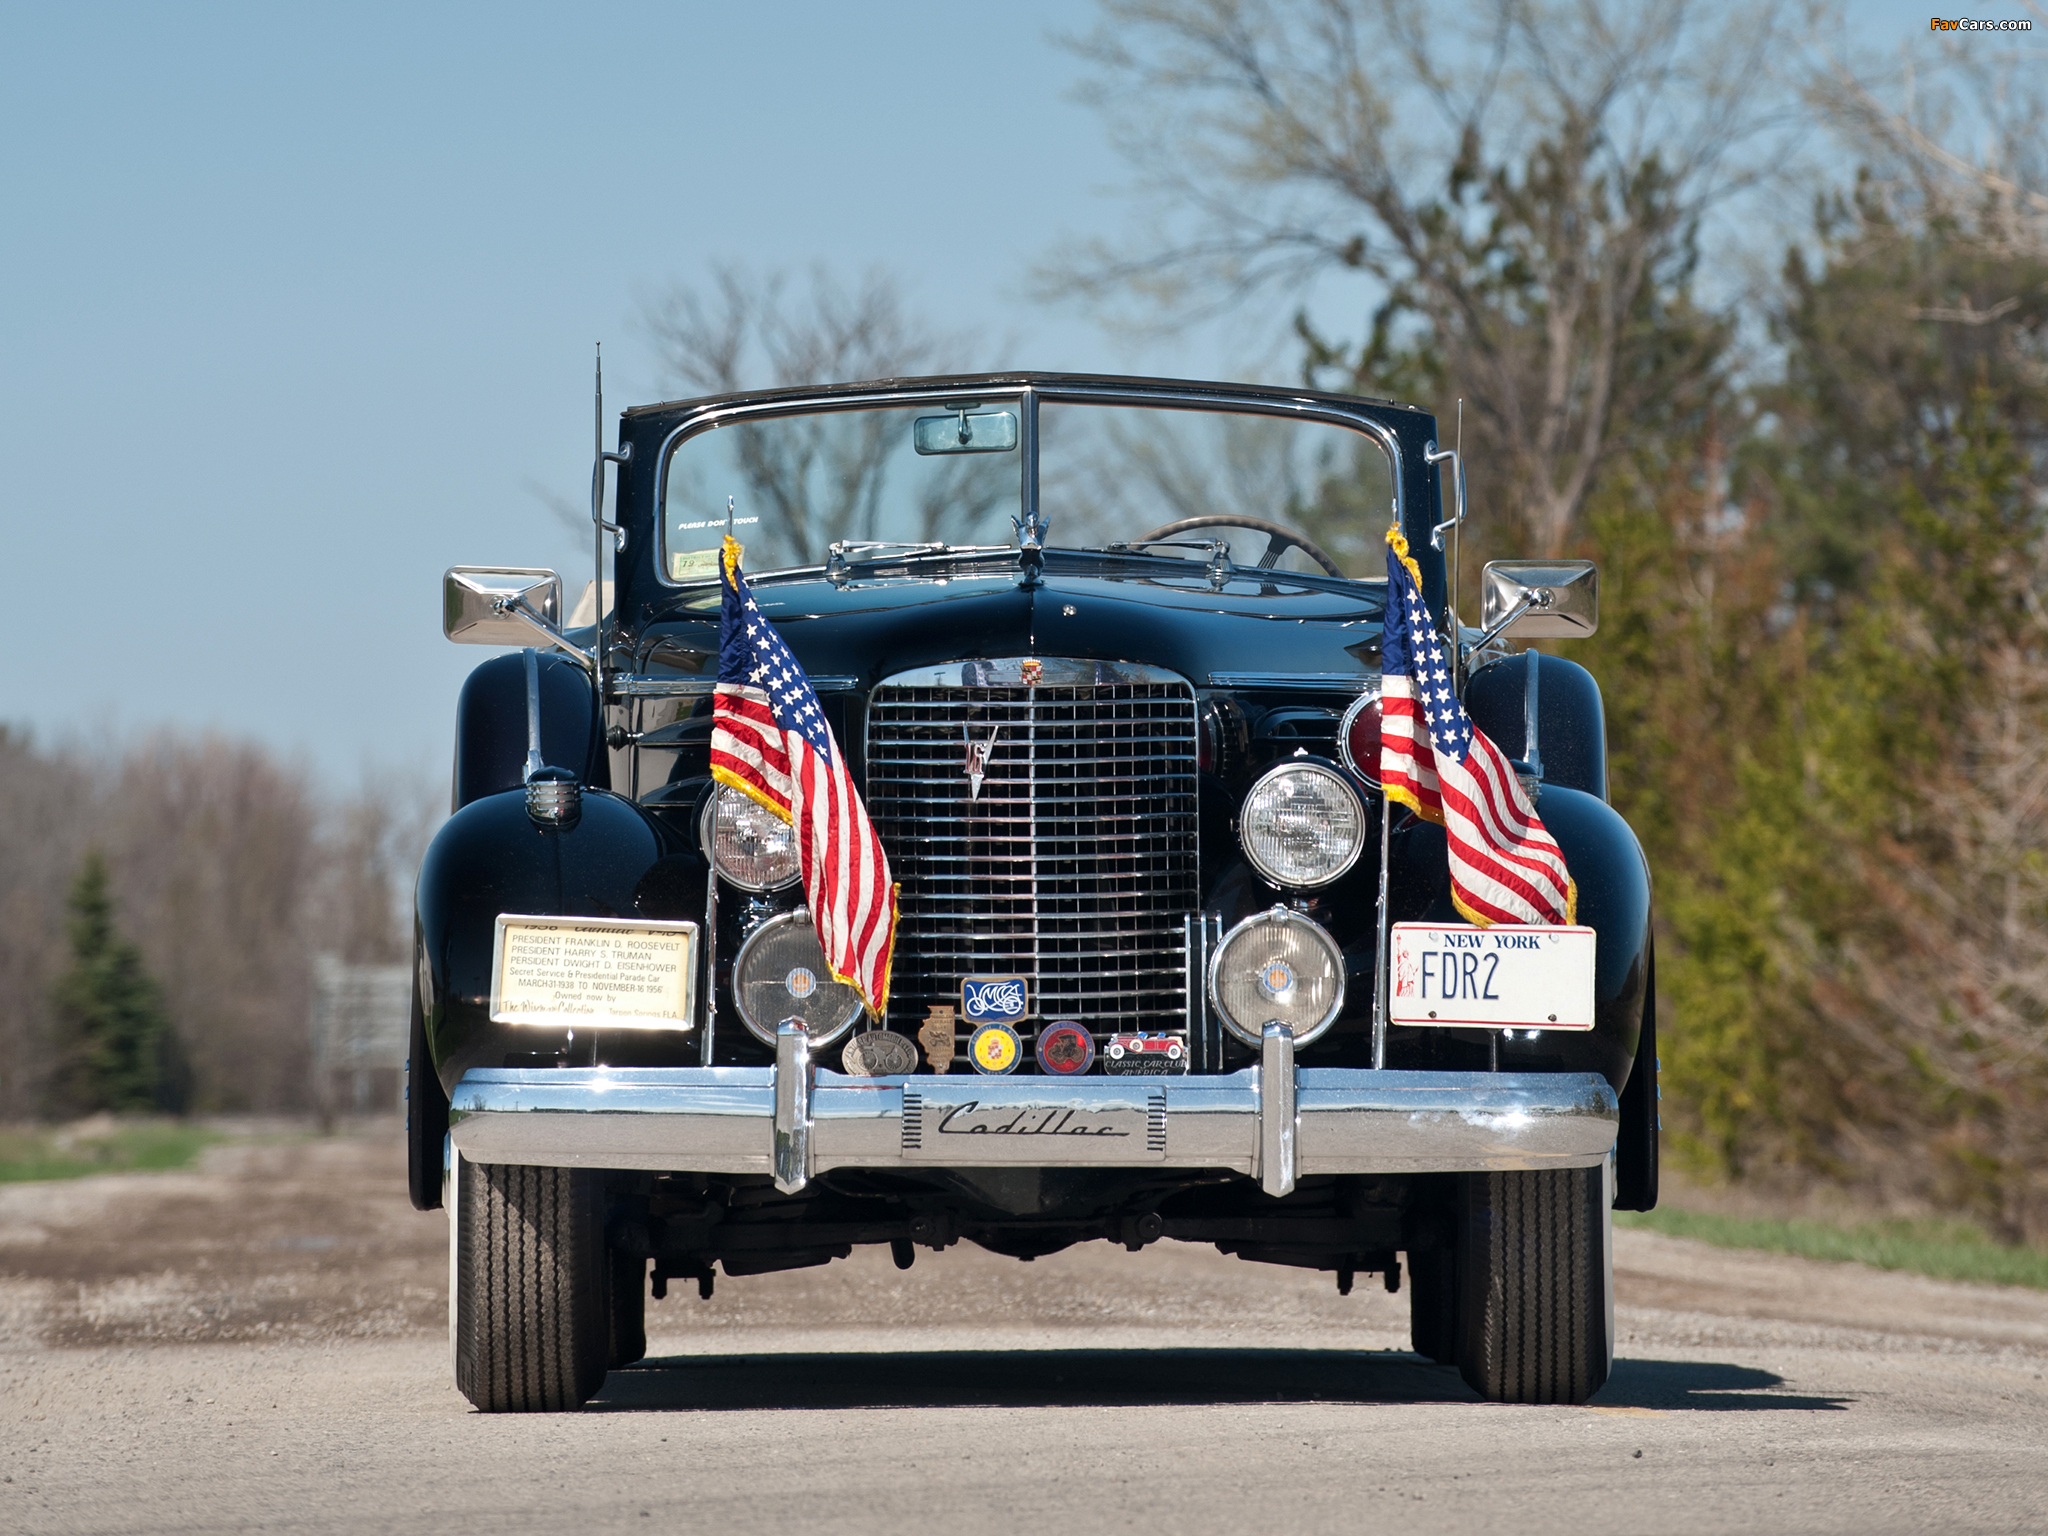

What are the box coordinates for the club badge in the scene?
[1102,1033,1189,1076]
[1035,1021,1096,1076]
[839,1029,919,1077]
[961,974,1028,1025]
[919,1004,957,1075]
[968,1021,1023,1075]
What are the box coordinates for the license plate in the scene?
[490,914,697,1029]
[1389,922,1596,1030]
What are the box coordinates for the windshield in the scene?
[662,396,1396,581]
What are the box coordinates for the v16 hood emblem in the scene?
[964,724,1001,800]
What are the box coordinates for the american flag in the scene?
[1379,527,1576,926]
[709,537,897,1015]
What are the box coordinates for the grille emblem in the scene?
[963,724,1000,800]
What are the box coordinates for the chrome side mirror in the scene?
[443,567,586,660]
[1478,560,1599,643]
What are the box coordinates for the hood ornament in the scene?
[964,724,1000,800]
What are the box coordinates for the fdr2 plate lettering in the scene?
[1388,922,1597,1030]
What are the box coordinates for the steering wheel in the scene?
[1132,516,1347,579]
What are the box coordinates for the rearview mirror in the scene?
[443,567,563,646]
[1479,560,1598,641]
[913,409,1018,455]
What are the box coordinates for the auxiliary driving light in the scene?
[1207,906,1346,1047]
[1238,761,1366,888]
[701,783,802,891]
[732,909,863,1046]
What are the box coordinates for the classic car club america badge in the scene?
[1103,1033,1189,1076]
[968,1021,1023,1075]
[1035,1021,1096,1076]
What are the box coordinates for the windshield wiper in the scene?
[823,541,1018,584]
[1102,537,1234,586]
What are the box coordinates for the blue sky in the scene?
[0,1,1996,785]
[0,2,1165,783]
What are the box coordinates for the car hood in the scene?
[629,559,1386,689]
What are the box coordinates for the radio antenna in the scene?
[592,344,606,696]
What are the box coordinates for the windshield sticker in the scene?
[672,545,732,581]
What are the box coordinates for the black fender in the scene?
[1465,653,1607,800]
[415,787,696,1098]
[1614,938,1658,1211]
[1385,784,1650,1093]
[452,651,609,811]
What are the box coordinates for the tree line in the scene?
[0,729,429,1119]
[1047,0,2048,1240]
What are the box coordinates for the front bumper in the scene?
[449,1027,1617,1198]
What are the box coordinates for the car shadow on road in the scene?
[588,1349,1849,1414]
[1594,1358,1849,1412]
[591,1347,1475,1412]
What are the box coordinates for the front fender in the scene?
[1385,784,1650,1092]
[415,787,696,1094]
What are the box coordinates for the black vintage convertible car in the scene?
[410,373,1655,1411]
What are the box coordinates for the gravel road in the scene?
[4,1128,2045,1535]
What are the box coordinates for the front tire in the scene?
[453,1159,609,1412]
[1454,1167,1611,1404]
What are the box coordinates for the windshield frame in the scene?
[649,378,1409,590]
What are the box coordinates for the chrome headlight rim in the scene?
[730,908,864,1048]
[1336,686,1384,789]
[1205,905,1347,1048]
[699,783,802,893]
[1237,759,1368,889]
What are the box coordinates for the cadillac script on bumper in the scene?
[900,1082,1168,1162]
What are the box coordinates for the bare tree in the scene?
[1047,0,1796,553]
[644,263,968,398]
[1809,1,2048,269]
[641,266,1002,567]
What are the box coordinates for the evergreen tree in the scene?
[47,851,178,1115]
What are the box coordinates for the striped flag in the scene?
[1380,526,1575,926]
[709,537,897,1015]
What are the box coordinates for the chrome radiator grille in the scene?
[865,665,1199,1046]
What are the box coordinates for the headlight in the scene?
[700,784,801,891]
[731,909,863,1046]
[1207,906,1346,1047]
[1238,761,1366,887]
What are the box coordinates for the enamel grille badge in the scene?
[1035,1021,1095,1076]
[1103,1033,1189,1076]
[961,975,1028,1025]
[968,1022,1023,1075]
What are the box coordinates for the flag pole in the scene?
[1373,781,1391,1072]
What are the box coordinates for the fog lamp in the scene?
[1208,906,1345,1047]
[732,909,863,1046]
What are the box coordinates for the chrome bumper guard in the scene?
[449,1029,1618,1198]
